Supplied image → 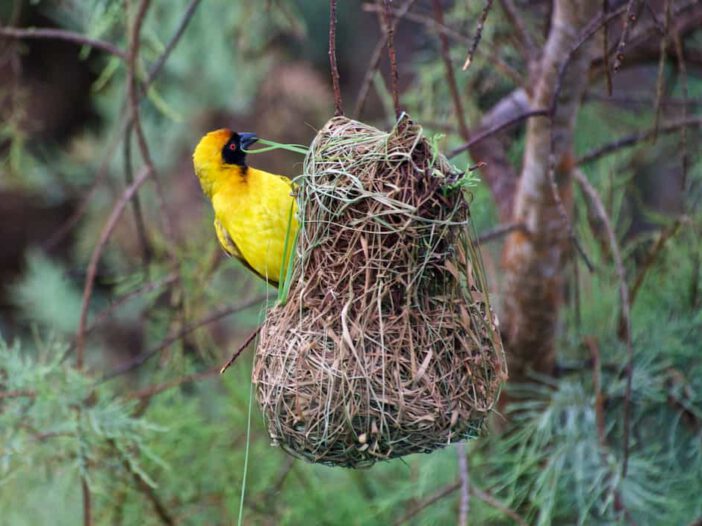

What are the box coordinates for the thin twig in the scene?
[573,169,633,478]
[584,336,635,523]
[123,122,152,268]
[629,218,684,305]
[82,477,92,526]
[113,440,175,525]
[550,3,630,118]
[669,13,689,192]
[613,0,641,72]
[0,389,36,399]
[602,0,613,95]
[432,0,469,140]
[128,0,187,355]
[100,295,265,381]
[0,26,127,59]
[585,93,701,107]
[577,115,702,165]
[448,108,548,158]
[497,0,535,59]
[382,0,401,117]
[585,336,608,451]
[652,0,672,140]
[75,167,151,370]
[462,0,494,71]
[44,116,130,252]
[393,480,461,526]
[354,0,417,118]
[220,325,262,374]
[469,486,528,526]
[362,3,523,85]
[144,0,203,87]
[546,147,595,272]
[456,443,469,526]
[329,0,343,116]
[129,367,219,400]
[477,222,526,244]
[83,273,177,340]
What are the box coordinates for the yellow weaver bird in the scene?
[192,129,298,286]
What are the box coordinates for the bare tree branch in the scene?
[463,0,495,70]
[0,26,127,59]
[100,295,265,381]
[76,167,151,369]
[354,0,418,118]
[329,0,343,116]
[497,0,536,59]
[577,115,702,165]
[432,0,470,140]
[456,443,470,526]
[573,168,634,477]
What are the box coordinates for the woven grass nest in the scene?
[253,115,507,468]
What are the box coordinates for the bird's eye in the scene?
[228,143,237,151]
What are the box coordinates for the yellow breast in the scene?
[211,166,298,284]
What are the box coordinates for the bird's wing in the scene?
[214,218,240,258]
[213,218,279,286]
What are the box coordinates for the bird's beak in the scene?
[239,132,258,151]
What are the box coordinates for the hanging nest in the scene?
[252,115,507,468]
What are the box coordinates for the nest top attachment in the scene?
[253,115,506,468]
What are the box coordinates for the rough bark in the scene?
[501,0,600,381]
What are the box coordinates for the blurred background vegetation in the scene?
[1,1,701,524]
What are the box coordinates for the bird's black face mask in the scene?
[222,132,258,166]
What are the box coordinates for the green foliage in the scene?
[0,338,162,525]
[11,252,84,335]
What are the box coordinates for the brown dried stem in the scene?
[329,0,343,116]
[456,443,470,526]
[432,0,470,140]
[613,0,641,72]
[0,26,127,59]
[669,14,690,191]
[75,167,151,369]
[362,3,523,85]
[469,486,528,526]
[394,481,462,525]
[448,108,549,158]
[573,168,633,477]
[354,0,418,118]
[602,0,613,95]
[477,222,526,244]
[113,440,175,525]
[382,0,401,117]
[101,295,265,381]
[81,477,92,526]
[653,0,672,139]
[497,0,536,59]
[629,217,684,305]
[577,114,702,165]
[129,367,219,401]
[83,272,177,340]
[462,0,495,71]
[219,325,262,375]
[144,0,203,86]
[123,122,152,268]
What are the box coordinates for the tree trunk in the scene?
[501,0,600,382]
